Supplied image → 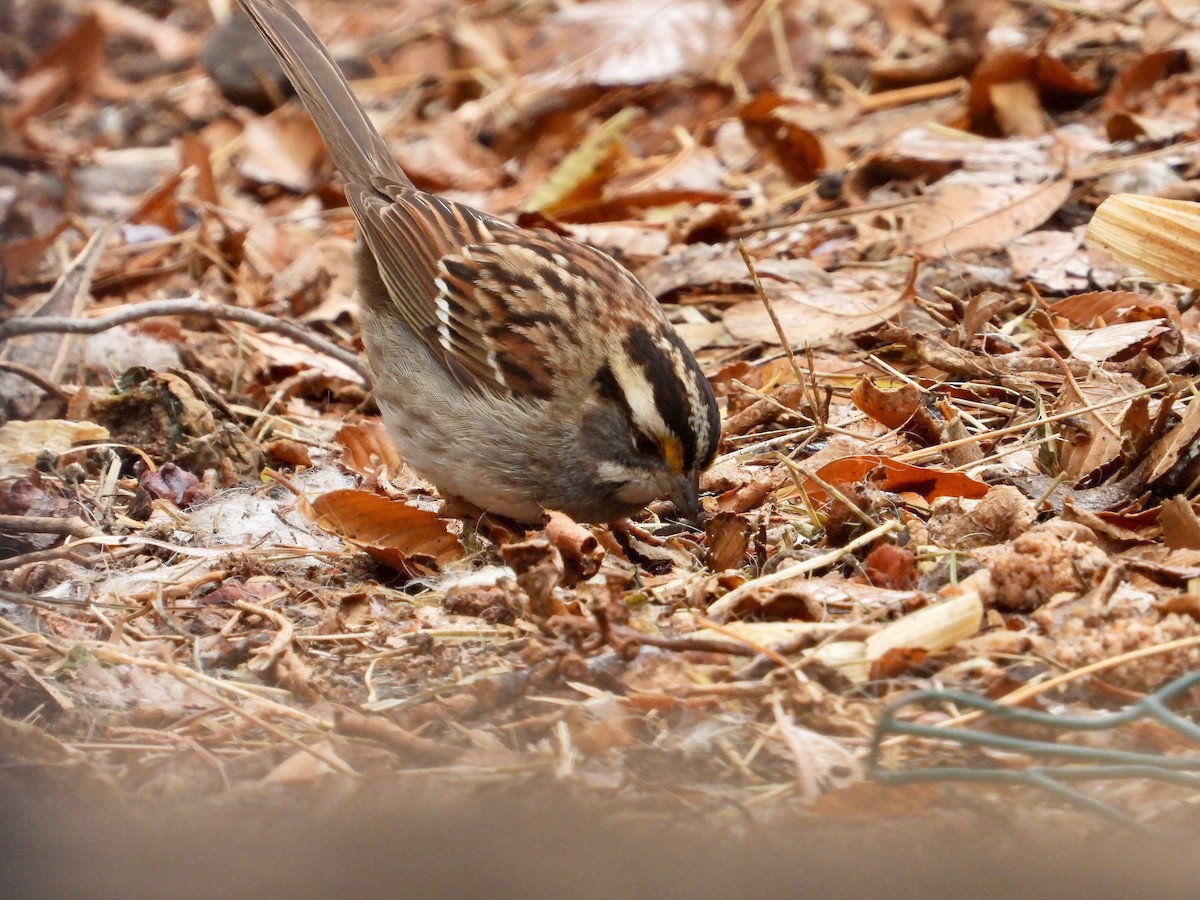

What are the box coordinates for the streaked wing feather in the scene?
[348,184,501,390]
[348,182,589,399]
[347,187,439,332]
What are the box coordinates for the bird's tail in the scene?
[237,0,413,189]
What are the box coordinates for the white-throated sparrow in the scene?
[238,0,721,523]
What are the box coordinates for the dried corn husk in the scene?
[813,586,982,682]
[704,582,984,684]
[1085,194,1200,290]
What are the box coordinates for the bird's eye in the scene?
[633,431,658,457]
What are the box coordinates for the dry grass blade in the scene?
[524,108,637,215]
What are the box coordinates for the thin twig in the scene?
[0,295,373,387]
[780,460,879,530]
[234,596,295,673]
[0,360,71,401]
[895,382,1164,465]
[731,197,920,238]
[706,519,902,622]
[0,515,101,539]
[736,242,827,432]
[163,658,358,776]
[694,615,804,682]
[0,545,97,572]
[607,623,766,656]
[737,241,806,390]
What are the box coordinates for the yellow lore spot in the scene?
[662,435,684,474]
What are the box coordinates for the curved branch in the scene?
[0,296,373,388]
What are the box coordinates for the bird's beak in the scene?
[667,469,701,522]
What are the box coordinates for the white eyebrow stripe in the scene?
[608,352,669,439]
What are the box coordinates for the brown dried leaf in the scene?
[1146,397,1200,485]
[265,438,313,469]
[851,378,922,430]
[722,383,809,438]
[723,278,911,345]
[137,462,211,508]
[0,476,75,519]
[869,646,930,680]
[239,107,327,192]
[1053,371,1141,482]
[857,543,918,590]
[268,646,320,703]
[856,129,1075,185]
[1106,111,1183,143]
[123,169,182,234]
[714,466,788,514]
[0,220,69,285]
[908,176,1072,256]
[524,109,636,217]
[11,12,107,125]
[1006,229,1088,291]
[1047,290,1178,328]
[0,420,109,476]
[336,420,405,478]
[269,238,357,322]
[390,118,506,193]
[968,50,1037,131]
[813,455,989,502]
[530,188,732,226]
[710,578,912,625]
[928,485,1036,550]
[704,511,752,572]
[544,510,605,584]
[1158,592,1200,622]
[988,78,1045,137]
[1102,48,1191,139]
[968,49,1097,136]
[739,92,834,182]
[305,489,461,575]
[499,536,566,620]
[1160,497,1200,551]
[638,243,829,299]
[1102,49,1190,114]
[238,329,362,383]
[1056,320,1168,363]
[180,133,219,207]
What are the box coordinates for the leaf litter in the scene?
[4,0,1200,842]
